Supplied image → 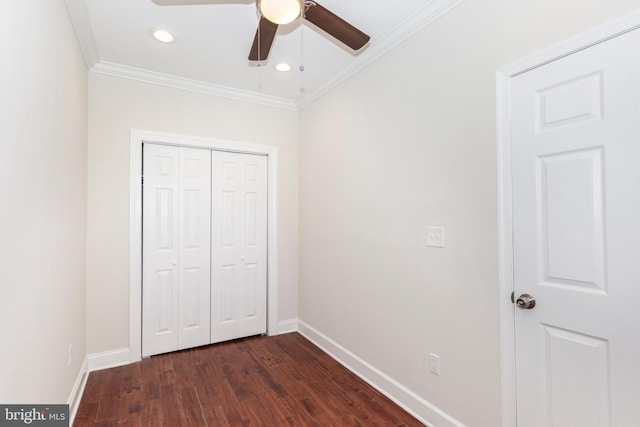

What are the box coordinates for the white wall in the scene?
[0,1,88,403]
[86,74,299,354]
[298,1,640,425]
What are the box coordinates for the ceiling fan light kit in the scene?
[257,0,303,25]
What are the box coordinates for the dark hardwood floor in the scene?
[74,332,425,426]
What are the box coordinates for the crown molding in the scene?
[68,0,465,111]
[65,0,99,69]
[296,0,466,109]
[90,61,298,111]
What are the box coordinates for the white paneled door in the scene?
[143,144,212,357]
[511,29,640,426]
[211,151,268,343]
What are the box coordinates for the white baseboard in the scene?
[276,319,298,334]
[297,321,465,427]
[87,347,131,372]
[67,356,89,426]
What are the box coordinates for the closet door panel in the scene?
[177,147,211,350]
[211,151,267,343]
[143,144,180,357]
[143,144,211,357]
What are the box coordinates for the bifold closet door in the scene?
[142,144,211,357]
[211,151,268,343]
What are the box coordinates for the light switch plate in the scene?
[429,353,441,375]
[426,226,445,248]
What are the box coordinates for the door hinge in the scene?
[141,175,144,185]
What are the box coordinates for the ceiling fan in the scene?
[152,0,371,62]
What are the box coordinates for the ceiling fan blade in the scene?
[249,17,279,61]
[304,2,370,51]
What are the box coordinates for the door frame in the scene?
[128,129,280,362]
[496,10,640,427]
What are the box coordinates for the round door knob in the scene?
[516,294,536,309]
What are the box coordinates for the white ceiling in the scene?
[67,0,463,109]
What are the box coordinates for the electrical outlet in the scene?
[426,227,445,248]
[429,353,440,375]
[68,344,73,367]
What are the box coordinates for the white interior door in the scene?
[142,144,211,357]
[211,151,267,343]
[511,29,640,426]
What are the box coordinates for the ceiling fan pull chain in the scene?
[299,12,304,72]
[301,0,316,76]
[299,11,305,94]
[257,18,263,90]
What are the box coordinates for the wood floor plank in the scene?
[158,384,185,426]
[179,386,208,426]
[138,398,163,426]
[72,400,98,426]
[75,333,425,426]
[214,378,251,425]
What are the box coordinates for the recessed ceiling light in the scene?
[275,63,292,72]
[151,29,175,44]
